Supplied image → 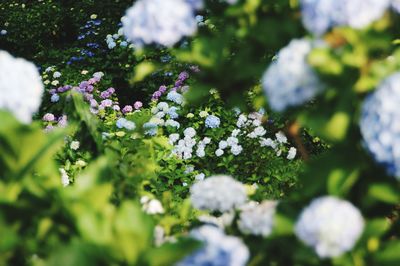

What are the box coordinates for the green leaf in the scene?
[132,62,157,82]
[144,238,201,266]
[273,213,294,236]
[327,168,360,197]
[368,183,400,204]
[71,92,102,150]
[374,241,400,265]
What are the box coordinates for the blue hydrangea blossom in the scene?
[295,196,364,258]
[360,73,400,179]
[262,39,323,112]
[205,115,221,128]
[300,0,390,36]
[122,0,197,47]
[177,225,249,266]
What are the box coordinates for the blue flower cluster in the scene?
[143,122,158,136]
[67,18,103,65]
[116,118,136,131]
[167,106,180,119]
[360,73,400,179]
[262,39,323,112]
[205,115,221,128]
[177,225,249,266]
[300,0,390,35]
[122,0,197,47]
[166,91,184,105]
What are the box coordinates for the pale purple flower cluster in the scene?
[100,87,116,99]
[122,105,133,114]
[134,101,143,109]
[42,113,55,122]
[43,114,68,132]
[151,71,190,101]
[152,85,168,101]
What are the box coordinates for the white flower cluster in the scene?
[393,0,400,13]
[216,135,243,157]
[236,112,297,159]
[238,201,277,237]
[295,196,364,258]
[150,101,181,128]
[190,175,247,212]
[262,39,323,112]
[300,0,390,36]
[106,28,131,49]
[177,225,249,266]
[170,127,198,159]
[0,50,44,123]
[196,136,211,158]
[122,0,197,47]
[140,196,164,215]
[60,168,70,187]
[260,131,297,159]
[360,73,400,179]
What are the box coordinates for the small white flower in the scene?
[252,119,262,127]
[231,145,243,156]
[199,110,208,117]
[60,168,70,187]
[75,159,87,167]
[184,127,196,138]
[287,147,297,160]
[196,147,206,158]
[254,126,267,137]
[260,138,277,149]
[157,102,169,112]
[218,140,228,149]
[185,165,195,174]
[141,196,165,215]
[227,136,239,146]
[70,141,80,150]
[195,173,205,181]
[165,119,180,128]
[169,133,180,144]
[51,80,59,86]
[237,114,248,128]
[202,137,211,144]
[215,149,224,157]
[231,129,241,137]
[276,131,288,143]
[53,71,61,78]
